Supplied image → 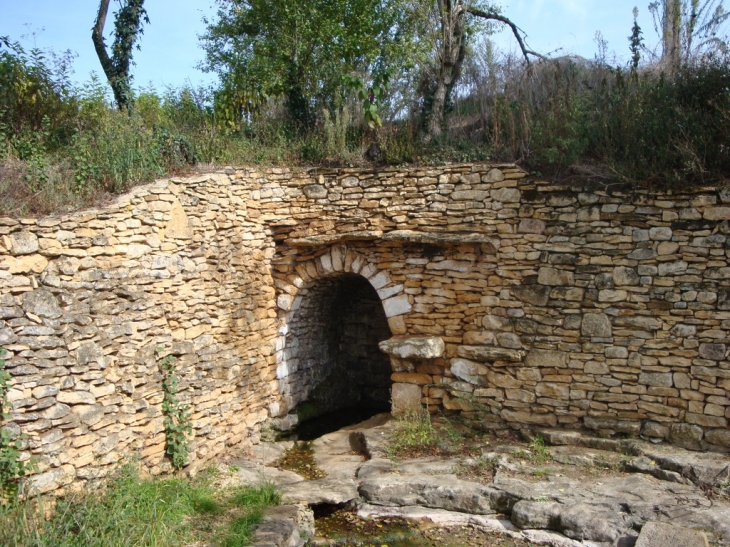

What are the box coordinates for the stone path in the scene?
[237,415,730,547]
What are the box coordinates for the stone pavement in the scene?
[239,414,729,547]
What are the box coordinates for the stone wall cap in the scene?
[379,336,445,359]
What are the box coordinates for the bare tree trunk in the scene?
[663,0,682,72]
[424,0,467,144]
[91,0,147,111]
[423,1,545,144]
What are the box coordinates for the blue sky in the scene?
[1,1,659,91]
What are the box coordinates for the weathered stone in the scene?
[56,391,96,405]
[501,409,557,426]
[517,219,546,234]
[511,285,550,306]
[448,359,486,385]
[391,383,423,415]
[456,346,525,363]
[359,474,495,514]
[669,423,704,450]
[303,184,327,199]
[635,522,709,547]
[9,231,39,254]
[699,343,726,361]
[538,268,574,286]
[21,290,62,320]
[162,198,193,240]
[581,313,612,338]
[524,349,567,368]
[379,337,445,359]
[281,478,358,505]
[613,267,640,286]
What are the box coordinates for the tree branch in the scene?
[466,6,547,63]
[92,0,115,81]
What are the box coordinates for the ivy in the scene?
[158,349,192,470]
[0,347,33,502]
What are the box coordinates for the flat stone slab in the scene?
[229,461,304,487]
[250,441,295,466]
[635,522,709,547]
[379,336,445,359]
[290,231,383,246]
[281,478,359,506]
[359,473,496,515]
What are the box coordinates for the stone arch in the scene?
[272,245,411,419]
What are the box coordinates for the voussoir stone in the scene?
[379,336,445,359]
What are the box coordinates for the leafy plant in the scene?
[158,349,193,470]
[529,435,552,465]
[0,347,33,503]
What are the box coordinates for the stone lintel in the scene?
[382,230,497,252]
[457,346,525,363]
[290,231,383,246]
[379,336,445,359]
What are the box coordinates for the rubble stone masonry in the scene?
[1,164,729,494]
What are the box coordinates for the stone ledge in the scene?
[379,336,445,359]
[382,230,497,252]
[290,231,383,246]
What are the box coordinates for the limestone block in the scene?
[456,346,525,363]
[501,409,557,426]
[391,383,423,415]
[391,372,432,385]
[581,313,612,338]
[483,168,505,182]
[3,254,48,274]
[538,267,574,286]
[669,423,704,450]
[303,185,327,199]
[491,188,520,203]
[8,231,39,254]
[450,359,488,385]
[382,294,411,317]
[699,343,726,361]
[703,207,730,220]
[22,289,62,318]
[511,285,550,306]
[57,391,96,405]
[613,267,639,286]
[379,337,445,359]
[162,198,193,240]
[635,522,708,547]
[517,219,546,234]
[524,349,567,368]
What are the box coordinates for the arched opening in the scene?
[278,273,392,434]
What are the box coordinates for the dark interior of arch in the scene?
[282,273,392,428]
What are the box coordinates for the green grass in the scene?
[0,464,280,547]
[387,409,437,458]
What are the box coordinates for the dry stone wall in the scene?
[2,163,730,494]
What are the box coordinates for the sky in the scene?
[0,1,659,92]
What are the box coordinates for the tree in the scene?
[648,0,729,72]
[92,0,148,111]
[421,0,544,143]
[200,0,418,132]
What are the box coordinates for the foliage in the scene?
[529,435,552,465]
[158,350,193,470]
[0,463,280,547]
[92,0,149,110]
[200,0,417,132]
[0,347,33,503]
[387,408,437,458]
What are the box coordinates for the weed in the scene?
[387,408,437,459]
[0,347,34,503]
[158,348,193,470]
[529,435,552,465]
[0,463,281,547]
